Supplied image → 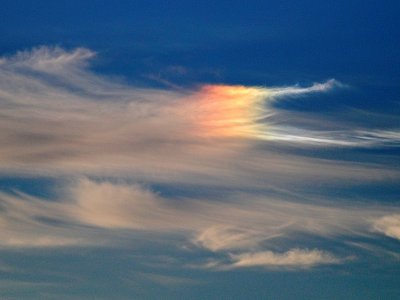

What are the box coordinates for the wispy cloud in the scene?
[127,271,202,287]
[373,214,400,240]
[0,188,99,248]
[0,177,398,271]
[228,249,340,268]
[0,47,398,184]
[0,47,399,269]
[268,79,343,97]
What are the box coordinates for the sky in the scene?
[0,1,400,299]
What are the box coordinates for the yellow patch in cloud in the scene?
[190,84,271,139]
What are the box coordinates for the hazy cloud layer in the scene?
[0,178,398,268]
[0,47,399,269]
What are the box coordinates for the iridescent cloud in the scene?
[1,47,400,269]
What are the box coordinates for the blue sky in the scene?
[1,1,400,299]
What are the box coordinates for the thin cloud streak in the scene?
[228,249,340,268]
[269,78,343,97]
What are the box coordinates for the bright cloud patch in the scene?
[229,249,340,268]
[193,225,266,251]
[374,215,400,240]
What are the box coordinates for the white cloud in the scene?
[229,249,340,268]
[269,79,342,98]
[67,178,165,229]
[192,225,268,251]
[373,214,400,240]
[8,46,95,72]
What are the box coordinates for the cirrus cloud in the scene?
[0,46,399,270]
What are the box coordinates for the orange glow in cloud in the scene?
[190,85,271,139]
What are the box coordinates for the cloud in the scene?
[0,189,97,248]
[0,178,397,259]
[127,271,201,287]
[0,46,399,269]
[192,225,267,251]
[228,249,340,268]
[6,46,95,72]
[59,179,394,245]
[66,178,167,229]
[0,46,398,189]
[269,79,343,98]
[373,214,400,240]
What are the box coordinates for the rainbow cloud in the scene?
[190,85,271,138]
[187,80,339,140]
[0,47,396,182]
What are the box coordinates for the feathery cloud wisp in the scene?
[1,47,398,183]
[0,47,399,269]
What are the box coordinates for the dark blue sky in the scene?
[2,1,399,85]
